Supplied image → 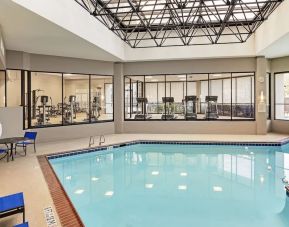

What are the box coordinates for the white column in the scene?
[256,57,267,135]
[114,63,124,134]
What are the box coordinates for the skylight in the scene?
[75,0,283,48]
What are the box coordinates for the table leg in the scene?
[9,143,14,161]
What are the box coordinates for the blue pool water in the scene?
[50,143,289,227]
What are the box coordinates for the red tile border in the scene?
[37,155,85,227]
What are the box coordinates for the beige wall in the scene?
[124,121,257,134]
[124,57,256,75]
[270,56,289,134]
[6,50,114,75]
[0,107,24,138]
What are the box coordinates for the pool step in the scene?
[89,135,105,147]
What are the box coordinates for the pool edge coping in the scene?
[37,155,85,227]
[46,138,289,160]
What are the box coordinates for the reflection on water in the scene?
[50,144,289,227]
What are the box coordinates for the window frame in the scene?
[274,71,289,121]
[1,68,115,130]
[266,73,271,120]
[124,72,256,122]
[0,69,7,107]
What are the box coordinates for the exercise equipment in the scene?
[204,96,219,119]
[183,96,198,120]
[63,95,77,123]
[161,97,177,120]
[31,89,43,119]
[91,96,102,121]
[135,97,152,120]
[36,96,51,125]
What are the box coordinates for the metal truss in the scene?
[74,0,283,48]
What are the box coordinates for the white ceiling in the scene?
[0,0,288,63]
[0,0,121,62]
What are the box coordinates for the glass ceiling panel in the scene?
[74,0,283,48]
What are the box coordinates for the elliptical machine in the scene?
[134,97,152,120]
[161,97,177,120]
[204,96,219,119]
[64,95,76,123]
[91,96,102,121]
[183,96,198,120]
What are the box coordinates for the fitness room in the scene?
[2,1,289,227]
[0,70,114,129]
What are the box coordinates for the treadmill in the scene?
[205,96,219,119]
[134,97,152,120]
[161,97,177,120]
[184,96,198,120]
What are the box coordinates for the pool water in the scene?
[50,143,289,227]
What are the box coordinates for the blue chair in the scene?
[16,132,37,155]
[0,192,25,223]
[0,145,9,162]
[14,222,29,227]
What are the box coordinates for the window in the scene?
[6,70,22,107]
[275,72,289,120]
[91,75,113,121]
[63,74,89,125]
[209,73,231,120]
[266,73,271,119]
[232,73,255,120]
[30,72,62,127]
[0,70,5,107]
[124,72,255,121]
[28,72,113,128]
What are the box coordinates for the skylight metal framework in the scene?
[74,0,283,48]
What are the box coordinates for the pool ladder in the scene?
[89,135,105,147]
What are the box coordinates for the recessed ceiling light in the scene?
[178,185,187,190]
[145,184,154,189]
[180,172,188,177]
[104,191,114,197]
[213,186,223,192]
[91,177,99,181]
[151,171,159,176]
[66,176,72,180]
[74,189,84,194]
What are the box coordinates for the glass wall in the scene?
[124,72,255,121]
[232,73,255,120]
[63,74,89,125]
[28,72,113,128]
[275,72,289,120]
[0,70,5,107]
[30,72,62,127]
[91,75,113,121]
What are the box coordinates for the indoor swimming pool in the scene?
[49,142,289,227]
